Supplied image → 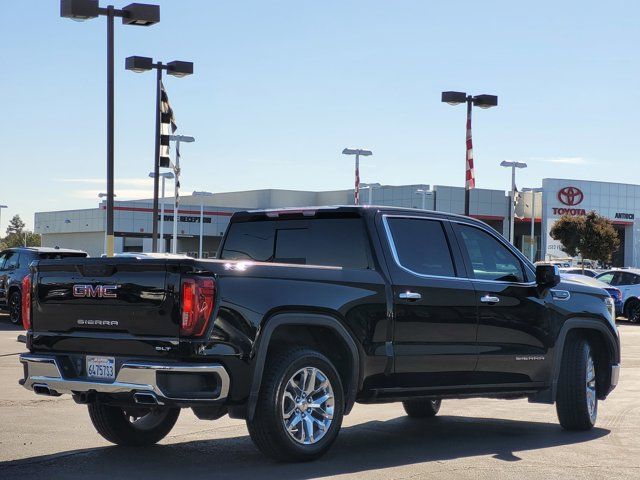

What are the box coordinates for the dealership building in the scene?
[34,178,640,267]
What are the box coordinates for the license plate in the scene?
[86,356,115,381]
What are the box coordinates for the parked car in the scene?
[0,247,87,324]
[596,269,640,322]
[19,207,620,461]
[559,268,599,278]
[562,273,624,317]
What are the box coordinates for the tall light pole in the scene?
[61,0,160,257]
[125,56,193,252]
[192,191,214,259]
[342,148,372,205]
[168,134,195,254]
[149,172,174,253]
[415,189,428,210]
[98,193,116,254]
[442,91,498,216]
[361,183,381,205]
[0,205,7,237]
[500,161,527,245]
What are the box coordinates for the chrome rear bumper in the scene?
[19,354,230,404]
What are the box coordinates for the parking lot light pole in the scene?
[342,148,373,205]
[192,191,214,259]
[415,189,429,210]
[125,56,193,252]
[61,0,160,257]
[500,161,528,245]
[98,193,116,254]
[0,205,7,236]
[149,172,174,253]
[441,91,498,216]
[168,135,195,254]
[361,183,382,205]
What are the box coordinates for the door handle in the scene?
[399,291,422,301]
[480,295,500,304]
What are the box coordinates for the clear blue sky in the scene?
[1,0,638,230]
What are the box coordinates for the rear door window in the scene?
[385,217,456,277]
[4,252,19,270]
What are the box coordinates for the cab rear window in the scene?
[220,218,371,269]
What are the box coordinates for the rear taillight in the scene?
[615,288,623,301]
[22,275,31,330]
[180,277,215,337]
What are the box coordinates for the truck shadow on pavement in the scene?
[1,414,609,479]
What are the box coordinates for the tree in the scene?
[550,211,620,266]
[2,231,41,248]
[6,214,25,236]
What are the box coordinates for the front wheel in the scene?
[246,347,344,462]
[88,403,180,446]
[8,291,22,325]
[402,399,441,418]
[556,336,597,430]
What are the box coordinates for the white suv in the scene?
[596,269,640,322]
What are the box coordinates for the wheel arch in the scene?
[550,318,619,402]
[246,312,361,421]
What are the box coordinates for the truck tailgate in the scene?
[32,258,180,340]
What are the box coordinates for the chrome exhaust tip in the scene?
[133,392,159,405]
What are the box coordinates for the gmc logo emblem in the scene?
[73,285,118,298]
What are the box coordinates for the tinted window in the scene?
[458,225,525,282]
[0,252,7,270]
[221,218,370,269]
[617,272,640,286]
[4,252,19,269]
[597,272,615,285]
[386,218,455,277]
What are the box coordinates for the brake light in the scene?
[22,275,31,330]
[180,277,215,337]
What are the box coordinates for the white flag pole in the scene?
[172,139,181,254]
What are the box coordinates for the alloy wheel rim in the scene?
[586,352,597,420]
[281,366,334,445]
[9,295,20,322]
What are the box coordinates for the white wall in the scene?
[41,232,104,257]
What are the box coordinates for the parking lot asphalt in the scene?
[0,312,639,480]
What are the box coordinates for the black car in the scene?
[19,207,620,461]
[0,247,87,324]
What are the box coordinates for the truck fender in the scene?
[548,318,619,402]
[246,312,361,421]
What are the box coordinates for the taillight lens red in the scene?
[22,275,31,330]
[180,277,215,337]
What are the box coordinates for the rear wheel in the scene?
[626,300,640,323]
[87,403,180,446]
[8,291,21,325]
[402,399,441,418]
[556,336,597,430]
[246,347,344,462]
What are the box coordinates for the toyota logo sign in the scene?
[557,186,584,206]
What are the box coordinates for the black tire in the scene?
[402,398,441,418]
[87,403,180,446]
[8,291,21,325]
[246,347,345,462]
[555,335,597,431]
[625,300,640,323]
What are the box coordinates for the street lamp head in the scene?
[192,191,214,197]
[500,161,527,169]
[125,56,153,73]
[473,94,498,109]
[342,148,373,156]
[60,0,99,21]
[98,193,116,198]
[168,135,195,142]
[167,61,194,78]
[441,91,467,106]
[149,172,175,179]
[121,3,160,26]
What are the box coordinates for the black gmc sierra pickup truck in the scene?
[19,206,620,462]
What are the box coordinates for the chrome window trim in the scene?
[381,214,462,281]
